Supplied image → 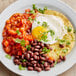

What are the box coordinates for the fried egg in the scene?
[32,13,67,44]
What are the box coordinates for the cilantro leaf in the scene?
[15,38,21,43]
[16,30,21,35]
[19,65,25,70]
[59,39,65,44]
[42,47,50,53]
[48,30,55,36]
[5,54,11,59]
[68,26,72,32]
[15,38,25,46]
[33,4,37,10]
[62,49,68,53]
[41,32,48,42]
[26,45,31,51]
[42,22,48,27]
[30,10,35,14]
[20,40,25,46]
[22,59,27,62]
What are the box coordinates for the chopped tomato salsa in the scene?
[2,9,36,56]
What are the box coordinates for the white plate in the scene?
[0,0,76,76]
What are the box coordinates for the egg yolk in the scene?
[32,26,47,40]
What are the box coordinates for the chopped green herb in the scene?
[38,8,44,14]
[41,32,48,42]
[16,30,21,35]
[19,65,25,70]
[15,38,21,43]
[15,38,25,46]
[66,41,71,45]
[26,45,31,51]
[42,22,48,27]
[42,47,50,53]
[33,4,37,10]
[62,49,68,53]
[54,61,57,66]
[48,30,55,36]
[44,6,47,10]
[30,10,35,14]
[68,26,72,32]
[37,21,40,24]
[22,59,27,62]
[42,61,45,64]
[59,39,65,44]
[20,40,25,46]
[73,30,76,33]
[55,37,59,41]
[5,54,11,59]
[28,17,33,22]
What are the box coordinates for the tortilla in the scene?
[44,10,75,60]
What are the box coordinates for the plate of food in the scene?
[0,0,76,76]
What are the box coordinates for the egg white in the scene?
[32,13,67,44]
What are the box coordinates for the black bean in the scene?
[22,62,26,67]
[45,44,50,47]
[41,54,46,57]
[59,44,64,48]
[35,45,41,49]
[28,67,34,71]
[57,59,62,63]
[31,47,34,51]
[45,66,50,71]
[34,48,39,52]
[31,61,37,64]
[34,55,38,60]
[40,64,44,70]
[21,54,25,59]
[40,43,44,48]
[27,62,32,67]
[62,56,66,61]
[27,29,31,34]
[15,55,20,59]
[59,55,63,60]
[30,52,34,57]
[31,41,34,44]
[14,59,22,65]
[37,63,40,67]
[28,51,32,54]
[48,60,53,64]
[34,67,42,72]
[32,43,37,46]
[34,52,39,55]
[44,62,48,67]
[33,64,37,67]
[30,58,34,61]
[39,49,42,51]
[50,63,54,67]
[40,56,46,61]
[38,42,41,45]
[34,39,37,43]
[26,53,30,60]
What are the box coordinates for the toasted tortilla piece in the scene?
[44,10,75,60]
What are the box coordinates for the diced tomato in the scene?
[3,40,9,47]
[48,57,54,61]
[26,35,33,41]
[25,40,29,45]
[4,47,10,53]
[18,50,22,56]
[23,13,30,19]
[25,9,30,12]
